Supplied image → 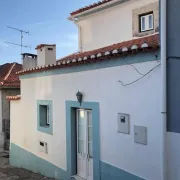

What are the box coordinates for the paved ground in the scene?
[0,152,54,180]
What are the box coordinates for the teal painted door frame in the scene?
[66,101,100,180]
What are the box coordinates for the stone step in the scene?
[71,175,86,180]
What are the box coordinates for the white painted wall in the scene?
[0,90,4,152]
[77,0,158,52]
[11,60,162,180]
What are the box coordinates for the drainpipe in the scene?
[160,0,167,179]
[73,18,83,52]
[78,25,83,52]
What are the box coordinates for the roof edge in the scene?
[70,0,129,17]
[16,34,159,76]
[6,95,21,101]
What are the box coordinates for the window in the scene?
[37,100,53,135]
[39,105,50,126]
[140,13,154,32]
[132,2,159,37]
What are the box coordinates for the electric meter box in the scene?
[134,125,147,145]
[117,113,130,134]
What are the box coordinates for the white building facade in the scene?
[7,0,170,180]
[73,0,159,52]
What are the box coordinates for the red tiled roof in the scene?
[58,34,159,62]
[71,0,113,16]
[17,34,159,76]
[6,95,21,101]
[0,63,22,88]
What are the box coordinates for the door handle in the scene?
[87,154,90,161]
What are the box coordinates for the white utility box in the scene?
[117,113,130,134]
[134,125,147,145]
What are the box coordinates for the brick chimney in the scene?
[35,44,56,66]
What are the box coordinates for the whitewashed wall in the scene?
[11,60,161,180]
[78,0,158,52]
[0,90,4,152]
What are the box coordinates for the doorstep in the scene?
[71,175,86,180]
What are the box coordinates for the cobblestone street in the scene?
[0,153,54,180]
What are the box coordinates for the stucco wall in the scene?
[11,59,161,180]
[167,0,180,179]
[2,89,20,120]
[78,0,158,52]
[0,89,20,151]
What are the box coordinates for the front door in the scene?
[76,109,93,180]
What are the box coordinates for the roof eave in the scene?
[0,86,20,89]
[70,0,130,19]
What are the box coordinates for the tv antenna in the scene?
[5,26,31,54]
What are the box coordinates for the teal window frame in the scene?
[37,100,53,135]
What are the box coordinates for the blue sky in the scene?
[0,0,97,64]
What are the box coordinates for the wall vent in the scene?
[39,141,48,154]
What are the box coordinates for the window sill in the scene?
[38,125,53,135]
[133,29,158,38]
[40,125,50,128]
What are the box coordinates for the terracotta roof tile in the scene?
[57,34,159,62]
[17,34,159,76]
[6,95,21,100]
[71,0,113,16]
[0,63,22,88]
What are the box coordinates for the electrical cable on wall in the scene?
[123,57,145,76]
[118,63,161,86]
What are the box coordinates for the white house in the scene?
[7,0,166,180]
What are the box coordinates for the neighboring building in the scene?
[167,0,180,180]
[0,62,22,152]
[8,1,162,180]
[70,0,159,52]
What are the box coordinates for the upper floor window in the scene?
[140,13,154,32]
[133,2,159,37]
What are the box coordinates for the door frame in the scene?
[66,101,100,180]
[76,109,92,179]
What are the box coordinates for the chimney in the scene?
[36,44,56,66]
[22,53,37,69]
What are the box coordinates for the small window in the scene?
[48,48,53,51]
[140,13,154,32]
[37,100,53,135]
[39,105,50,126]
